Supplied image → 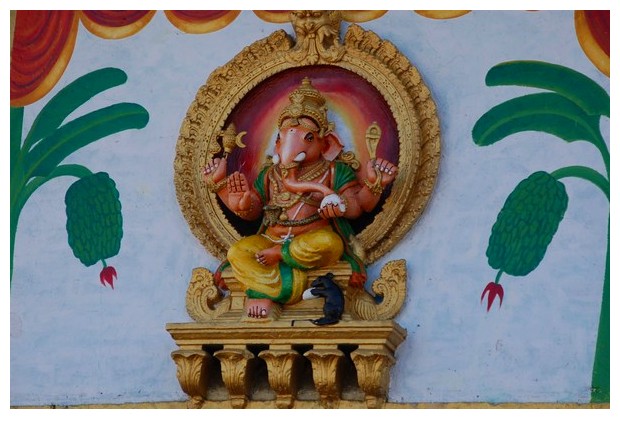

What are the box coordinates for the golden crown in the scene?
[278,77,333,137]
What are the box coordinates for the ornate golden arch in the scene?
[174,10,440,265]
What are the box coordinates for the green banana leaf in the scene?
[552,166,610,200]
[16,164,93,214]
[23,68,129,150]
[473,92,604,147]
[24,103,149,178]
[486,61,610,117]
[11,107,24,174]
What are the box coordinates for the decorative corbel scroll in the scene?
[347,259,407,321]
[186,267,231,322]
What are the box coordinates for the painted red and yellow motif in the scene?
[79,10,156,39]
[574,10,610,76]
[10,10,609,107]
[10,11,79,107]
[164,10,241,33]
[253,10,387,23]
[414,10,470,19]
[10,10,245,107]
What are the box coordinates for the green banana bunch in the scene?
[487,171,568,277]
[65,172,123,287]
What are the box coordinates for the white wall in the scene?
[9,10,610,405]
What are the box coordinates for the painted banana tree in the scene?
[10,67,150,288]
[472,60,609,403]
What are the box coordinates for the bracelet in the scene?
[363,172,384,196]
[206,177,227,193]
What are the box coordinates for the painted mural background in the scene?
[9,10,610,406]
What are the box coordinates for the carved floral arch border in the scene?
[174,22,441,265]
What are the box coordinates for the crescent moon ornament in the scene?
[235,131,247,149]
[219,123,247,158]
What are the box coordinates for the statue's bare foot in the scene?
[245,298,276,319]
[255,245,282,266]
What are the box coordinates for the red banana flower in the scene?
[100,265,117,289]
[481,281,503,311]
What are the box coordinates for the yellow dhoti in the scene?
[227,226,344,305]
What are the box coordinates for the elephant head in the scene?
[272,77,343,198]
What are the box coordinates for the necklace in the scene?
[268,160,330,209]
[268,170,301,209]
[298,159,329,182]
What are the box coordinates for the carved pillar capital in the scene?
[304,347,345,408]
[350,347,396,408]
[171,349,210,409]
[259,346,302,408]
[214,346,255,408]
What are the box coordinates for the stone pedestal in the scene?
[167,259,408,408]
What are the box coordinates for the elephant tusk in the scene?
[293,151,306,162]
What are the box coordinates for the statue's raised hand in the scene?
[203,157,227,183]
[366,158,398,187]
[227,171,253,212]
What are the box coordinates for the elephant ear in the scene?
[322,132,344,161]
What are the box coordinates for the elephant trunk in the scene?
[281,163,333,197]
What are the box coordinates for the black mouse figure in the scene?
[302,273,345,325]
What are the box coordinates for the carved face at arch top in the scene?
[174,22,441,264]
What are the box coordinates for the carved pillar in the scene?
[350,347,395,408]
[259,346,302,409]
[304,346,344,408]
[171,349,209,409]
[214,346,254,408]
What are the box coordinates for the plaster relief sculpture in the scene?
[203,77,397,319]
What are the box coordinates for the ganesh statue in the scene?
[203,78,397,319]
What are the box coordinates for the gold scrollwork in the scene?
[348,259,407,320]
[186,267,230,322]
